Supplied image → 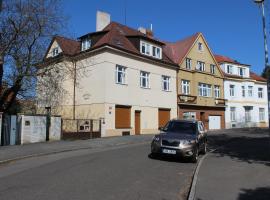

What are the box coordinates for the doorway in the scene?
[135,111,141,135]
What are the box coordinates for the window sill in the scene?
[162,89,171,92]
[116,82,128,86]
[140,86,151,89]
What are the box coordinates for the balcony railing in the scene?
[215,98,227,106]
[178,94,197,104]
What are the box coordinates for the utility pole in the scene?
[254,0,270,131]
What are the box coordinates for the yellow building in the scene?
[164,33,226,130]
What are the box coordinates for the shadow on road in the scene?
[148,153,193,163]
[208,129,270,167]
[238,187,270,200]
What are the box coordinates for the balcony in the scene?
[178,94,197,104]
[215,98,227,106]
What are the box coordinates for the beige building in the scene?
[38,12,178,137]
[164,33,226,130]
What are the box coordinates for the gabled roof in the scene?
[163,33,200,63]
[214,54,250,66]
[54,36,81,56]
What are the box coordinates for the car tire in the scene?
[191,147,198,163]
[201,142,207,155]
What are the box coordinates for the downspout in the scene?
[73,60,76,120]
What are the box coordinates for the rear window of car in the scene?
[163,121,196,134]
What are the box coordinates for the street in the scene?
[0,140,196,200]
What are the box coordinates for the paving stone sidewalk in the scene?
[0,134,154,163]
[195,128,270,200]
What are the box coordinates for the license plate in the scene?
[162,149,176,154]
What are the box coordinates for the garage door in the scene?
[208,116,221,130]
[115,105,131,129]
[158,109,170,128]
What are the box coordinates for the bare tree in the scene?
[0,0,66,113]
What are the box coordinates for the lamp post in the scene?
[254,0,270,130]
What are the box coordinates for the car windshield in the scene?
[162,121,196,134]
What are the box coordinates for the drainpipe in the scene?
[73,61,77,120]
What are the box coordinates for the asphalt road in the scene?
[0,142,196,200]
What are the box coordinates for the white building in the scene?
[38,11,178,137]
[215,55,268,128]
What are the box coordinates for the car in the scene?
[150,119,207,163]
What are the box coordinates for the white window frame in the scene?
[245,107,252,122]
[183,112,196,120]
[230,107,236,122]
[197,61,205,71]
[214,85,220,98]
[162,75,170,91]
[198,83,212,97]
[140,71,150,88]
[238,67,245,77]
[52,47,59,57]
[186,58,192,70]
[115,65,127,85]
[198,42,203,51]
[81,38,91,51]
[259,108,265,121]
[140,40,162,59]
[229,85,235,97]
[181,80,190,95]
[242,86,245,97]
[258,88,263,98]
[210,64,215,74]
[227,65,233,74]
[248,86,253,97]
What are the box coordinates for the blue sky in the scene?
[63,0,270,75]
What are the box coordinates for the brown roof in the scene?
[45,22,175,66]
[250,71,266,82]
[163,33,200,63]
[214,54,250,66]
[54,36,81,56]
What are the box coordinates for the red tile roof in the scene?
[54,36,81,56]
[163,33,200,63]
[250,71,266,82]
[214,54,250,66]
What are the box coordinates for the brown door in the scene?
[158,109,170,128]
[135,111,141,135]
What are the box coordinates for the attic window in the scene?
[81,38,91,51]
[198,42,203,51]
[52,47,59,57]
[140,40,162,59]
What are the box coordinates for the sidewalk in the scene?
[0,134,153,163]
[194,128,270,200]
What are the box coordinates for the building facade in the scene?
[164,33,226,130]
[215,55,268,128]
[38,12,178,137]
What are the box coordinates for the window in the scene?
[81,38,91,51]
[162,75,170,91]
[245,107,253,122]
[181,80,190,95]
[227,65,233,74]
[115,105,131,128]
[115,65,126,84]
[259,108,265,121]
[140,71,150,88]
[183,112,196,120]
[197,61,205,71]
[210,64,215,74]
[258,88,263,98]
[52,47,59,57]
[198,83,212,97]
[79,120,90,132]
[248,86,253,97]
[186,58,192,70]
[230,107,236,122]
[140,41,162,59]
[242,86,245,97]
[198,42,203,51]
[214,85,220,98]
[239,67,245,77]
[229,85,235,97]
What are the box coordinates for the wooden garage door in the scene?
[115,105,131,129]
[158,109,170,128]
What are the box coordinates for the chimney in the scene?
[138,27,146,34]
[96,11,110,31]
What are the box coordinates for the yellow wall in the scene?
[178,35,224,107]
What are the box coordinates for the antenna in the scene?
[150,24,153,31]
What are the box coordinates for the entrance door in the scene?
[135,111,141,135]
[209,116,221,130]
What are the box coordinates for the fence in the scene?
[62,119,102,140]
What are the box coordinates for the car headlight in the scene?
[179,140,195,148]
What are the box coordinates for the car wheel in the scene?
[191,147,198,163]
[201,142,207,155]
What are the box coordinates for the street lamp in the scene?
[254,0,270,130]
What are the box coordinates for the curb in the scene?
[0,141,149,165]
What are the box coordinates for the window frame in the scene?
[227,65,233,74]
[197,61,205,71]
[181,80,190,95]
[258,88,263,98]
[214,85,220,98]
[242,86,245,97]
[210,64,215,74]
[259,108,265,122]
[140,40,162,59]
[230,107,236,122]
[229,85,235,97]
[248,86,253,97]
[81,38,91,51]
[198,42,203,51]
[115,65,127,85]
[52,47,59,57]
[186,58,192,70]
[198,83,212,97]
[161,75,170,91]
[140,71,150,89]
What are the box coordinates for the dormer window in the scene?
[238,67,245,77]
[140,40,162,59]
[227,65,233,74]
[81,38,91,51]
[52,47,59,57]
